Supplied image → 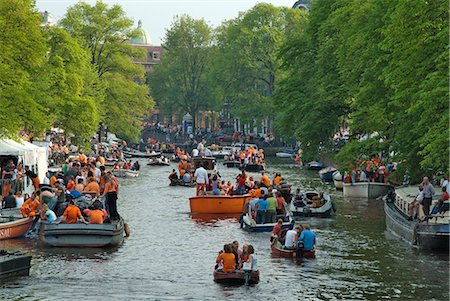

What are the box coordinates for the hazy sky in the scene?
[36,0,296,45]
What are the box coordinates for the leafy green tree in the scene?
[60,1,153,142]
[0,0,48,137]
[149,15,214,127]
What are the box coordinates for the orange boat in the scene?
[189,194,252,214]
[0,210,33,240]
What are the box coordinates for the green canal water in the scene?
[1,158,448,300]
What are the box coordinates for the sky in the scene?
[36,0,296,45]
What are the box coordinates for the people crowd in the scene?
[215,241,257,273]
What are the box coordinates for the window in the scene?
[152,51,160,60]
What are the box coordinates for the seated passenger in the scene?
[20,193,40,218]
[182,172,191,183]
[299,224,316,251]
[83,202,107,224]
[211,175,221,195]
[216,244,236,273]
[284,226,301,249]
[169,169,178,181]
[75,178,85,193]
[271,219,284,243]
[243,245,257,271]
[2,191,16,209]
[40,203,57,223]
[84,177,100,197]
[56,199,88,224]
[312,193,324,208]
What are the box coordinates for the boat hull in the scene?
[41,219,124,248]
[276,152,293,158]
[343,182,392,199]
[0,254,31,279]
[271,243,315,259]
[189,195,252,214]
[241,164,265,172]
[242,215,294,232]
[213,270,259,285]
[319,168,337,182]
[384,200,449,251]
[0,215,33,240]
[223,161,240,168]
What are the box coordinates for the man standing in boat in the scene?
[194,163,208,196]
[422,176,435,217]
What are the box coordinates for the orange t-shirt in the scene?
[50,176,57,187]
[63,205,82,223]
[249,188,261,199]
[66,181,75,192]
[216,253,236,273]
[260,175,270,187]
[273,176,282,185]
[84,181,100,196]
[85,209,105,224]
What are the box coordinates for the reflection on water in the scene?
[1,158,448,300]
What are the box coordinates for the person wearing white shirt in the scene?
[43,172,50,185]
[284,226,301,249]
[192,149,199,157]
[408,184,423,220]
[194,164,209,196]
[204,148,213,157]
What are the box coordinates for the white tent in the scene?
[0,139,48,196]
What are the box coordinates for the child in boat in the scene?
[216,244,236,273]
[40,203,57,223]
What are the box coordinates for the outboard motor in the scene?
[386,187,396,203]
[296,241,304,260]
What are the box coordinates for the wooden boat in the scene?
[223,160,240,168]
[112,169,139,178]
[289,191,336,218]
[384,186,449,251]
[271,238,315,259]
[213,269,259,285]
[169,179,196,187]
[241,206,294,232]
[307,161,323,170]
[0,251,31,279]
[241,163,265,172]
[123,150,161,158]
[319,167,337,182]
[40,219,125,248]
[333,171,343,190]
[0,209,33,240]
[189,195,252,214]
[343,182,392,199]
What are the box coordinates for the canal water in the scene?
[1,158,449,300]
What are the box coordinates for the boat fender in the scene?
[124,222,131,237]
[331,201,337,212]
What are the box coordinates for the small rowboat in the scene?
[123,150,161,158]
[0,250,32,279]
[189,195,252,214]
[112,169,139,178]
[241,163,265,172]
[289,191,336,218]
[0,210,33,240]
[148,157,170,166]
[213,270,259,285]
[307,161,323,170]
[223,160,240,168]
[169,179,196,187]
[271,238,315,259]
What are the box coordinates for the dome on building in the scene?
[130,20,152,45]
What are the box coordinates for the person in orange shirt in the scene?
[216,244,236,273]
[75,178,85,192]
[101,175,120,221]
[273,173,282,186]
[98,156,106,165]
[50,174,58,188]
[260,172,271,188]
[24,166,40,191]
[66,176,76,192]
[83,177,100,197]
[20,193,40,218]
[83,202,106,224]
[56,200,87,224]
[249,185,262,199]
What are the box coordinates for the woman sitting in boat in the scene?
[55,199,88,224]
[238,244,249,269]
[241,245,257,271]
[216,244,236,273]
[225,181,234,195]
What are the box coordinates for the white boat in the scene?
[147,157,170,166]
[112,169,139,178]
[333,171,343,190]
[289,191,336,218]
[276,152,294,158]
[343,182,392,199]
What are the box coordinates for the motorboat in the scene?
[40,218,125,248]
[148,156,170,166]
[307,161,323,170]
[319,167,337,182]
[289,191,336,218]
[213,269,259,285]
[189,195,252,214]
[240,163,265,173]
[343,182,392,199]
[384,186,449,251]
[112,169,139,178]
[223,160,241,168]
[0,250,31,279]
[241,205,294,232]
[276,149,294,158]
[0,209,33,240]
[123,149,161,158]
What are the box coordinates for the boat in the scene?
[270,238,315,259]
[240,163,265,172]
[333,171,343,190]
[147,157,170,166]
[211,146,235,159]
[112,169,139,178]
[289,191,336,218]
[319,167,337,182]
[276,149,294,158]
[0,209,33,240]
[169,179,196,187]
[241,206,294,232]
[384,186,449,251]
[191,157,218,177]
[123,149,161,158]
[189,195,252,214]
[213,269,259,285]
[343,182,392,199]
[40,219,125,247]
[307,161,323,170]
[223,160,240,168]
[0,250,32,279]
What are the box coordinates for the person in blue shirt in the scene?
[299,224,316,251]
[255,195,269,224]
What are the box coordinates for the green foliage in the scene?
[0,0,49,137]
[60,1,154,142]
[148,15,214,125]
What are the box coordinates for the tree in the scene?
[0,0,48,137]
[148,15,214,127]
[60,1,153,142]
